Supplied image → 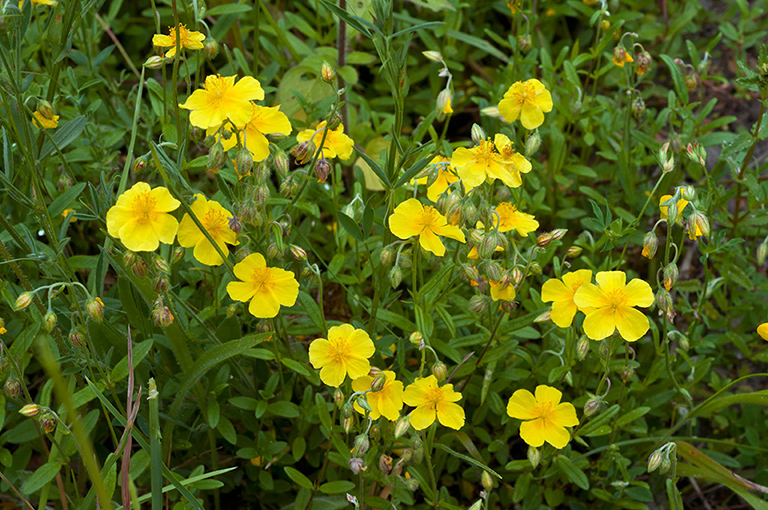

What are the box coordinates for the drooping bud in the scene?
[352,434,370,457]
[636,50,652,75]
[680,185,696,202]
[133,154,148,174]
[235,149,254,178]
[583,396,602,417]
[226,304,239,317]
[153,255,171,274]
[153,275,169,294]
[659,142,675,173]
[291,141,315,164]
[203,38,219,59]
[647,450,663,472]
[479,231,502,259]
[685,73,697,91]
[379,454,393,474]
[485,262,504,284]
[517,33,532,52]
[536,232,553,248]
[349,457,365,474]
[333,388,344,408]
[389,266,403,289]
[314,159,331,182]
[534,310,551,323]
[274,150,290,179]
[207,142,227,170]
[321,62,336,83]
[631,95,645,120]
[342,414,355,433]
[576,335,590,360]
[4,377,21,398]
[152,304,174,328]
[85,297,104,322]
[37,100,55,120]
[228,215,242,235]
[394,415,411,438]
[436,89,453,116]
[687,211,710,240]
[404,478,419,491]
[621,365,635,382]
[642,231,658,259]
[409,331,423,346]
[69,326,85,348]
[471,124,485,145]
[431,361,447,382]
[655,288,675,323]
[40,410,56,433]
[422,51,443,62]
[527,263,542,276]
[468,294,489,315]
[481,470,493,491]
[613,46,627,64]
[14,292,33,310]
[525,130,541,157]
[527,446,540,468]
[663,263,679,291]
[371,373,387,392]
[551,229,567,241]
[380,246,394,266]
[44,311,57,332]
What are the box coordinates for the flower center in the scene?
[329,336,351,365]
[570,279,586,293]
[251,266,274,294]
[425,387,444,405]
[416,206,441,231]
[606,288,628,311]
[130,191,158,225]
[520,82,538,104]
[534,400,554,419]
[203,208,227,238]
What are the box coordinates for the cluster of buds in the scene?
[19,404,56,433]
[648,442,676,474]
[685,142,707,167]
[536,229,567,249]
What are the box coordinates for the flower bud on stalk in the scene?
[636,50,652,75]
[485,262,504,284]
[481,470,493,491]
[226,304,239,317]
[44,312,57,332]
[647,450,663,472]
[152,304,174,328]
[527,263,542,276]
[333,388,344,408]
[14,292,32,311]
[203,38,218,59]
[621,365,635,382]
[409,331,423,346]
[291,141,315,164]
[85,297,104,322]
[536,232,553,248]
[422,50,443,62]
[380,246,394,266]
[680,185,696,201]
[153,275,169,294]
[517,33,532,52]
[576,335,590,360]
[236,149,254,178]
[321,62,336,83]
[133,155,148,174]
[631,95,645,120]
[389,266,403,289]
[207,142,227,170]
[348,457,364,474]
[659,142,675,173]
[655,288,675,322]
[436,89,453,116]
[663,263,679,291]
[57,175,73,192]
[5,378,21,398]
[431,361,447,382]
[19,404,42,417]
[471,124,485,145]
[566,245,582,258]
[468,294,489,315]
[132,259,149,278]
[460,202,478,226]
[274,150,290,179]
[69,326,85,348]
[583,396,602,417]
[371,373,387,392]
[379,454,393,474]
[40,410,56,434]
[352,434,369,457]
[527,446,540,468]
[687,211,710,239]
[534,310,551,323]
[525,131,541,157]
[479,232,502,259]
[757,241,768,266]
[153,255,171,274]
[642,231,658,259]
[144,55,166,68]
[405,478,419,491]
[394,415,411,438]
[314,159,331,183]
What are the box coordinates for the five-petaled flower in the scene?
[295,121,354,161]
[106,182,180,252]
[308,324,375,387]
[493,202,539,236]
[490,280,516,302]
[177,194,239,266]
[352,370,404,421]
[388,198,466,256]
[32,111,59,129]
[506,385,578,449]
[226,253,299,318]
[541,270,594,328]
[403,375,465,430]
[497,79,553,130]
[573,271,654,342]
[209,104,292,162]
[152,24,205,58]
[450,134,532,191]
[179,74,264,130]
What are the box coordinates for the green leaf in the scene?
[48,182,87,218]
[284,466,314,490]
[110,339,153,383]
[319,480,356,494]
[433,443,502,479]
[616,406,650,428]
[206,4,252,15]
[555,456,589,490]
[22,462,62,494]
[445,29,509,63]
[337,211,364,242]
[297,290,326,333]
[40,115,88,159]
[315,393,333,431]
[268,401,301,418]
[659,54,689,105]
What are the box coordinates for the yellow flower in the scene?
[352,371,404,420]
[506,385,578,449]
[61,209,77,223]
[177,195,239,266]
[179,74,264,130]
[451,134,531,191]
[613,47,634,67]
[541,270,593,328]
[573,271,654,341]
[414,157,459,203]
[106,182,180,252]
[403,375,464,430]
[497,79,553,130]
[493,202,538,236]
[0,318,6,335]
[388,198,466,256]
[758,323,768,341]
[308,324,375,387]
[208,104,292,162]
[152,24,205,58]
[32,111,59,129]
[226,253,299,318]
[490,280,516,302]
[659,194,688,222]
[296,121,354,161]
[20,0,57,6]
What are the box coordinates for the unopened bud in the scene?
[462,264,480,283]
[380,246,394,266]
[189,126,203,143]
[153,275,169,294]
[207,142,227,170]
[534,310,551,323]
[660,458,671,474]
[321,62,336,83]
[642,231,658,259]
[274,150,290,180]
[481,470,493,491]
[85,297,104,322]
[235,149,254,178]
[613,46,627,64]
[655,288,674,322]
[680,185,696,202]
[69,326,85,348]
[14,292,33,310]
[479,232,502,259]
[379,454,393,473]
[527,446,540,468]
[527,263,542,276]
[342,415,355,433]
[468,294,489,315]
[144,55,166,69]
[228,215,242,235]
[583,396,602,417]
[394,415,411,438]
[422,51,443,62]
[291,141,315,164]
[226,304,239,317]
[687,211,709,240]
[648,450,663,472]
[153,255,171,274]
[203,38,218,59]
[44,311,57,332]
[342,403,354,419]
[405,478,419,491]
[636,50,652,75]
[600,19,611,31]
[172,246,185,264]
[389,266,403,289]
[349,457,365,474]
[436,89,453,116]
[525,130,541,157]
[123,250,138,267]
[371,373,387,392]
[352,434,370,457]
[314,159,331,182]
[517,33,532,52]
[485,262,504,284]
[621,365,635,382]
[4,378,21,398]
[757,241,768,265]
[460,202,478,226]
[431,361,447,382]
[37,100,54,120]
[471,124,485,145]
[333,388,344,409]
[40,410,56,434]
[663,263,679,291]
[133,155,148,174]
[576,335,590,360]
[409,332,423,347]
[511,267,524,286]
[551,229,567,241]
[566,246,582,258]
[685,74,697,91]
[536,232,553,248]
[152,305,174,328]
[19,404,42,417]
[631,95,645,120]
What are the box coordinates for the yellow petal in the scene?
[248,290,280,318]
[227,281,257,303]
[388,199,425,240]
[624,278,654,308]
[550,301,578,328]
[534,385,562,406]
[541,278,570,303]
[117,219,160,252]
[543,423,571,449]
[319,363,347,387]
[345,356,372,381]
[535,87,553,112]
[759,323,768,341]
[520,104,545,130]
[582,308,617,340]
[614,306,650,342]
[151,213,179,245]
[233,253,266,282]
[595,271,627,293]
[573,283,609,309]
[551,402,579,428]
[308,338,333,369]
[432,223,466,243]
[409,404,436,430]
[519,418,547,447]
[177,213,203,248]
[436,401,465,430]
[506,389,539,420]
[193,237,227,266]
[497,96,521,123]
[419,228,446,256]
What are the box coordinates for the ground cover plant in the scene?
[2,0,768,508]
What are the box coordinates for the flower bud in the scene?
[527,446,540,468]
[638,231,657,259]
[274,150,290,179]
[600,19,611,31]
[481,470,493,491]
[14,292,33,310]
[352,434,370,457]
[422,50,443,62]
[221,129,232,140]
[525,130,541,157]
[153,255,171,274]
[342,415,355,433]
[621,365,635,382]
[267,242,283,260]
[236,149,254,178]
[471,124,485,145]
[321,62,336,83]
[685,74,697,90]
[394,415,411,438]
[371,373,387,392]
[536,232,553,248]
[534,310,551,323]
[398,448,413,465]
[342,403,354,419]
[631,95,645,120]
[636,50,652,75]
[57,174,73,192]
[565,246,582,258]
[576,335,590,360]
[85,297,104,322]
[380,246,395,266]
[389,266,403,289]
[144,55,167,69]
[291,141,315,164]
[405,478,419,491]
[133,155,148,175]
[551,229,567,241]
[203,38,218,59]
[19,403,42,417]
[207,142,227,170]
[152,305,174,328]
[349,457,364,474]
[37,100,54,120]
[583,396,602,417]
[666,200,679,226]
[679,335,690,351]
[468,294,489,315]
[757,241,768,265]
[153,275,169,294]
[40,410,56,434]
[663,263,679,291]
[479,231,502,259]
[660,458,671,474]
[379,454,393,473]
[4,377,21,398]
[510,267,524,286]
[409,331,423,346]
[680,185,696,201]
[436,89,453,116]
[225,304,239,317]
[659,142,675,173]
[527,263,542,276]
[655,288,675,322]
[333,388,344,408]
[648,450,663,472]
[613,47,627,64]
[517,33,532,52]
[314,159,331,182]
[687,211,709,240]
[462,264,480,283]
[460,202,478,226]
[123,250,138,266]
[431,361,447,382]
[69,326,85,348]
[43,311,57,332]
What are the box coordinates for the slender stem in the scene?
[732,99,765,236]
